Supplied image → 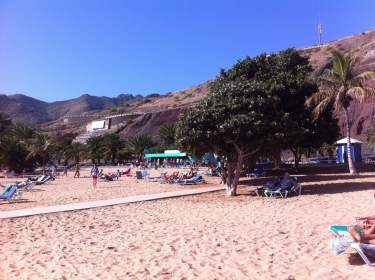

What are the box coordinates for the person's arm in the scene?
[364,225,375,235]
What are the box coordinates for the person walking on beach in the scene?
[74,164,80,178]
[63,165,68,177]
[91,164,99,187]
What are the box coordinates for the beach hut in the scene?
[336,137,363,163]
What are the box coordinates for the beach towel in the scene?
[330,231,354,255]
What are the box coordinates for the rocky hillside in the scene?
[300,29,375,141]
[1,29,374,140]
[0,93,143,125]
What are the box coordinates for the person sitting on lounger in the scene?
[330,223,375,255]
[279,173,296,189]
[349,223,375,244]
[182,167,194,179]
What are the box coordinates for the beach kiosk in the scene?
[336,137,363,163]
[144,150,187,167]
[144,150,186,159]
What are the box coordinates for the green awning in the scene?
[144,152,186,158]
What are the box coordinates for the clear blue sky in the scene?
[0,0,374,102]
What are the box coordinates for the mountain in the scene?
[0,29,374,140]
[0,93,142,125]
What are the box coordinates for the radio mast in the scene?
[318,20,323,45]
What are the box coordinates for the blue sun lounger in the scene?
[0,186,22,202]
[330,225,375,266]
[176,175,204,185]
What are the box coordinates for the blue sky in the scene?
[0,0,374,102]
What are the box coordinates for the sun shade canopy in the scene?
[144,150,187,158]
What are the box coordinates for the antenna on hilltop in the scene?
[318,21,323,45]
[317,0,323,45]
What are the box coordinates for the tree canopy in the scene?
[177,48,338,195]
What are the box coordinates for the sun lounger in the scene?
[330,225,375,266]
[34,175,51,185]
[148,176,162,182]
[122,167,131,176]
[247,166,266,177]
[0,186,22,202]
[0,185,12,196]
[135,170,149,180]
[176,175,204,185]
[263,177,302,198]
[160,172,173,184]
[16,181,36,191]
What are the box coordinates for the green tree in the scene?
[306,50,375,174]
[12,123,34,140]
[280,99,340,168]
[86,136,105,163]
[102,133,124,164]
[69,142,86,163]
[0,113,12,136]
[127,134,154,160]
[27,132,51,174]
[50,136,73,164]
[159,123,176,147]
[177,49,323,196]
[0,136,32,172]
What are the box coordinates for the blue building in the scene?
[336,137,363,163]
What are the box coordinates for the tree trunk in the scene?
[292,146,302,169]
[42,158,46,175]
[272,148,281,169]
[225,160,234,195]
[225,152,243,196]
[344,108,358,175]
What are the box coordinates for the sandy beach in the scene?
[0,167,219,211]
[1,170,375,279]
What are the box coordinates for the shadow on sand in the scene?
[239,172,375,196]
[348,253,375,266]
[0,199,36,206]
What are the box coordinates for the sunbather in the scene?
[279,173,297,189]
[356,216,375,225]
[349,223,375,244]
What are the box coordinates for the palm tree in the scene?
[0,112,12,136]
[126,134,154,160]
[27,132,51,174]
[102,133,124,164]
[12,123,34,140]
[86,136,105,163]
[66,142,86,163]
[159,123,176,146]
[306,50,375,174]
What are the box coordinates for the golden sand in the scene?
[1,170,375,279]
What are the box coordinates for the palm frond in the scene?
[305,89,334,107]
[347,86,371,103]
[311,96,334,119]
[331,50,347,83]
[355,70,375,81]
